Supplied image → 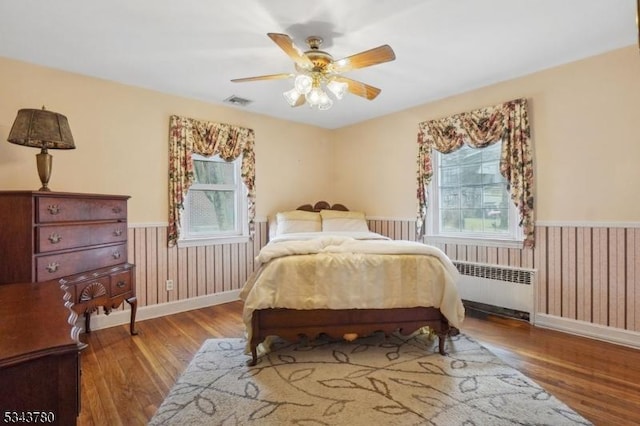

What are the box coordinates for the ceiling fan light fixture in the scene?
[305,87,324,107]
[327,80,348,100]
[283,88,302,107]
[318,92,333,110]
[294,74,313,95]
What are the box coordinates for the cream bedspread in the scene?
[240,233,465,342]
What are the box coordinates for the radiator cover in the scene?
[453,261,536,322]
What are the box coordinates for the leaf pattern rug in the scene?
[149,332,592,425]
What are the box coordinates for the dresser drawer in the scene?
[75,276,111,305]
[36,197,127,223]
[37,222,128,253]
[110,269,133,297]
[35,243,127,281]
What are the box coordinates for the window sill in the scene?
[177,235,250,248]
[424,235,524,249]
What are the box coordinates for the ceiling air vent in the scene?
[224,95,253,107]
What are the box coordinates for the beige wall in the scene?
[0,57,333,223]
[332,46,640,222]
[2,46,639,223]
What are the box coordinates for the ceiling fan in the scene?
[231,33,396,110]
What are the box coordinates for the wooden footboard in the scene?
[248,307,451,366]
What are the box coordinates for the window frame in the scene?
[178,153,249,247]
[425,142,523,248]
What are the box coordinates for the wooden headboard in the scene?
[296,201,348,212]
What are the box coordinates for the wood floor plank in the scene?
[462,311,640,426]
[77,338,108,426]
[76,301,640,425]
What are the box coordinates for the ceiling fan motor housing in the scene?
[295,36,333,73]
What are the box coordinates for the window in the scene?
[427,142,522,246]
[179,153,248,246]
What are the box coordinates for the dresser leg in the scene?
[126,296,138,335]
[84,312,92,333]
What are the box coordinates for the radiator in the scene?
[452,261,536,322]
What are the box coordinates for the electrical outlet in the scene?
[166,279,174,291]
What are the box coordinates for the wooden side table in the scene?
[0,280,84,426]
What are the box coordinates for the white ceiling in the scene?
[0,0,636,129]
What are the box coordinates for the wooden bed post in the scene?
[248,311,261,366]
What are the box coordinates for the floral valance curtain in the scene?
[168,115,256,247]
[416,98,534,247]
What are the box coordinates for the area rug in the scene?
[149,332,592,425]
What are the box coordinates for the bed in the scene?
[240,201,465,366]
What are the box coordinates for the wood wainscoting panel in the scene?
[592,228,608,327]
[126,221,268,310]
[547,226,562,317]
[535,226,547,314]
[563,226,577,320]
[630,228,640,331]
[576,227,592,323]
[146,227,158,307]
[611,228,626,330]
[367,218,417,241]
[123,220,638,335]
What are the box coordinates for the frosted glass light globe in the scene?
[294,74,313,95]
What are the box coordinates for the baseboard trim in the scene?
[535,313,640,350]
[83,290,241,332]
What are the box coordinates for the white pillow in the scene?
[276,210,322,235]
[320,210,369,232]
[268,216,278,240]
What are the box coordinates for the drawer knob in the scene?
[112,206,122,214]
[113,229,123,237]
[116,280,126,288]
[48,233,62,244]
[112,251,121,259]
[46,262,60,273]
[47,205,60,215]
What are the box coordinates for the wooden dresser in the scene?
[0,191,137,335]
[0,280,84,425]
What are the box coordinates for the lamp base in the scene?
[36,149,52,192]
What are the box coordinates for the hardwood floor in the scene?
[77,301,640,426]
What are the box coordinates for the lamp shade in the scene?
[7,108,76,150]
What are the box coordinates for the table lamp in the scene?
[7,106,76,191]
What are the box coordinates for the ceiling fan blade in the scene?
[331,45,396,73]
[333,77,381,100]
[267,33,314,70]
[293,95,306,107]
[231,73,291,83]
